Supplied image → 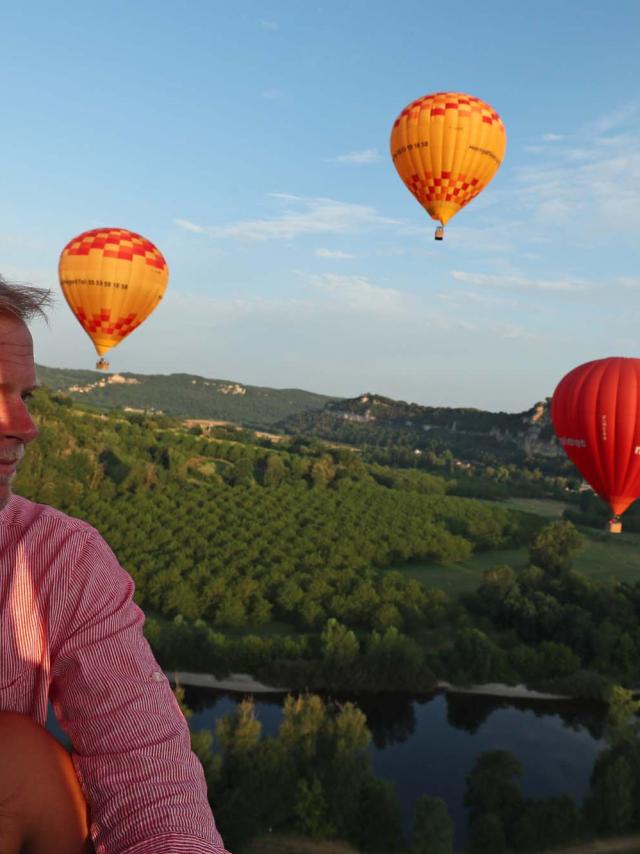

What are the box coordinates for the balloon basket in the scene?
[96,358,110,372]
[435,226,444,241]
[608,518,622,534]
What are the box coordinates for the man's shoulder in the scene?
[2,494,95,538]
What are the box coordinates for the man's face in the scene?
[0,312,38,509]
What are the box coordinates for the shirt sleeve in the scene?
[49,529,230,854]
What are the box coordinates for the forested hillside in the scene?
[17,390,640,852]
[15,389,542,691]
[15,389,640,700]
[35,363,337,426]
[280,393,562,470]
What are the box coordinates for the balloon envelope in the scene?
[59,227,169,362]
[551,357,640,516]
[390,92,506,228]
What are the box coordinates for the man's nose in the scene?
[2,401,39,445]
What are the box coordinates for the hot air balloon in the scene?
[390,92,506,240]
[58,227,169,371]
[552,357,640,533]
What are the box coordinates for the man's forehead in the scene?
[0,314,35,372]
[0,312,33,341]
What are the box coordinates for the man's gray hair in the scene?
[0,275,53,322]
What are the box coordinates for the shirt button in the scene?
[151,671,164,682]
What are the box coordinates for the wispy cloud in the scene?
[542,133,564,142]
[589,104,638,134]
[175,195,401,241]
[617,276,640,289]
[175,218,205,234]
[262,88,284,100]
[332,149,382,165]
[314,248,355,259]
[308,272,409,315]
[451,270,588,293]
[437,289,518,308]
[259,19,278,30]
[516,102,640,232]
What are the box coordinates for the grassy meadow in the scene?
[388,498,640,596]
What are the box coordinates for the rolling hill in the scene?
[35,364,338,428]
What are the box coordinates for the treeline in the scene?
[150,618,440,693]
[455,521,640,694]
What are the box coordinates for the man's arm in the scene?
[49,529,230,854]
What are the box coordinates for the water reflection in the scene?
[182,686,607,849]
[351,693,417,749]
[445,692,607,740]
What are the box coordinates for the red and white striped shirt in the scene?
[0,494,230,854]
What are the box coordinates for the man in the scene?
[0,277,229,853]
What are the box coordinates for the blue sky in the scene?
[1,1,639,410]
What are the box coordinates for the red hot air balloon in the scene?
[552,357,640,533]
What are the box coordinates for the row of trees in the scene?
[466,521,640,691]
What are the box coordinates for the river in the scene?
[182,686,607,850]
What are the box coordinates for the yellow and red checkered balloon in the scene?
[59,228,169,369]
[390,92,506,237]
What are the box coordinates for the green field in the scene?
[389,531,640,596]
[497,497,569,518]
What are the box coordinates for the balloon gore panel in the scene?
[552,357,640,516]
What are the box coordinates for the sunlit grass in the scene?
[496,497,569,518]
[388,530,640,596]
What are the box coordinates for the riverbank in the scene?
[437,680,568,700]
[170,670,289,693]
[168,670,570,701]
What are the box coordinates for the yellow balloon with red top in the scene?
[59,227,169,370]
[390,92,506,240]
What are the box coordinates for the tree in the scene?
[293,776,335,838]
[468,813,508,854]
[349,778,404,853]
[412,794,454,854]
[605,685,640,745]
[452,628,505,684]
[262,453,287,486]
[216,697,262,755]
[365,628,425,690]
[586,754,635,835]
[511,796,581,852]
[321,618,360,683]
[529,520,582,574]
